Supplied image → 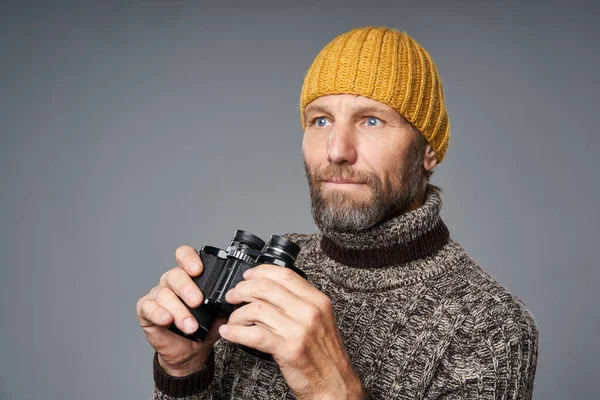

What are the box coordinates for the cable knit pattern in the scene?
[153,186,538,399]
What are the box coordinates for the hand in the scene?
[219,264,364,400]
[136,245,226,376]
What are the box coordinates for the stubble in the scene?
[304,145,423,233]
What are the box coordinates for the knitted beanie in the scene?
[300,26,450,163]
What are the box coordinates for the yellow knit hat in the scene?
[300,26,450,163]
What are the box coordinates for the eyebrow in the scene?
[351,105,392,116]
[304,105,330,116]
[305,104,393,117]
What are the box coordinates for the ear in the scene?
[423,144,437,172]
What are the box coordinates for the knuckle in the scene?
[159,270,170,285]
[258,278,274,294]
[280,268,295,280]
[163,267,186,288]
[231,281,246,297]
[149,286,161,298]
[287,342,305,360]
[253,300,264,313]
[137,299,154,323]
[153,307,169,323]
[227,309,239,324]
[153,286,171,301]
[136,297,146,316]
[182,283,199,295]
[318,294,333,311]
[249,327,267,345]
[306,305,321,324]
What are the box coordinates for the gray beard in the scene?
[304,151,422,233]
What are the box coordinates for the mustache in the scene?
[313,165,375,184]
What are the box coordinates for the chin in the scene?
[321,191,373,209]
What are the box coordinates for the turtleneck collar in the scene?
[319,185,450,268]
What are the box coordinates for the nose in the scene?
[327,123,358,165]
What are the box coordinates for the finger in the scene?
[137,296,173,328]
[175,245,203,277]
[225,278,306,316]
[154,286,199,334]
[245,264,331,314]
[244,264,315,297]
[218,324,282,355]
[159,267,203,308]
[228,300,297,333]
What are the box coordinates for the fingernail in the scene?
[187,290,200,304]
[219,325,229,335]
[189,263,201,274]
[184,317,198,333]
[243,269,253,279]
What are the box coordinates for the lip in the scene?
[323,180,364,185]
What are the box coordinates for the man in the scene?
[137,27,539,399]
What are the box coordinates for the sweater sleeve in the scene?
[152,351,217,400]
[425,303,539,400]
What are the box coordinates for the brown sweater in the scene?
[152,186,539,399]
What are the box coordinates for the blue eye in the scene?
[315,117,330,127]
[365,117,381,127]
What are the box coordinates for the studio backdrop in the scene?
[0,1,598,399]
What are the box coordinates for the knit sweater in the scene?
[152,186,539,399]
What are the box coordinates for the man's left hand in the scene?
[220,264,364,400]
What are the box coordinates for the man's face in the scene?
[302,94,424,232]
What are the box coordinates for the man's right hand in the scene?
[136,245,225,376]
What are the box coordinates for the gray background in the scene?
[0,0,598,398]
